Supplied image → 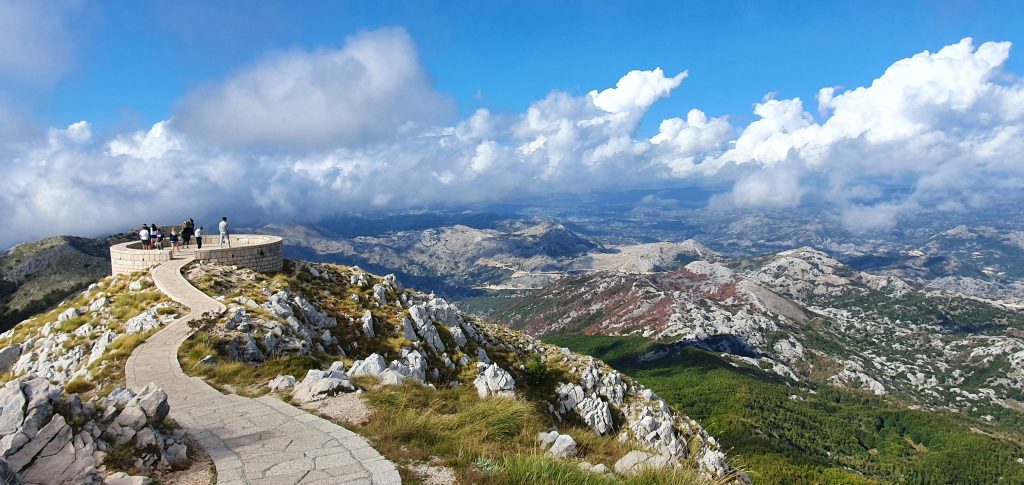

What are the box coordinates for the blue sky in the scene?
[28,0,1024,136]
[2,1,1024,247]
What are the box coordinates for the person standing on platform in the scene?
[181,219,193,248]
[139,225,151,250]
[195,226,203,249]
[219,217,230,248]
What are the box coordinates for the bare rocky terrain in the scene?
[488,247,1024,427]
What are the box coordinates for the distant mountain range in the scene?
[256,221,716,296]
[484,246,1024,427]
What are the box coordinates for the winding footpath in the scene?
[124,254,401,485]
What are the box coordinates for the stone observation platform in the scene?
[110,234,283,276]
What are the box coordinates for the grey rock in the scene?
[58,307,81,322]
[402,317,420,342]
[162,442,188,467]
[268,375,297,391]
[388,350,428,382]
[372,284,388,306]
[224,307,245,330]
[124,309,161,334]
[384,273,403,292]
[114,405,147,431]
[291,369,355,403]
[577,395,614,435]
[21,426,94,484]
[408,306,446,353]
[104,388,136,407]
[197,354,218,366]
[536,430,559,449]
[359,310,375,338]
[614,450,657,475]
[132,383,170,424]
[263,291,295,320]
[103,472,153,485]
[350,353,387,377]
[449,326,468,348]
[475,347,490,364]
[293,296,337,329]
[88,330,117,365]
[0,345,22,374]
[88,297,110,312]
[547,434,576,458]
[0,457,20,484]
[378,369,406,386]
[8,413,69,472]
[0,380,27,436]
[134,427,158,448]
[473,363,516,398]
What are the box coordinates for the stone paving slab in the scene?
[125,256,400,484]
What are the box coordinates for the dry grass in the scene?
[356,383,540,483]
[178,330,324,397]
[488,453,702,485]
[64,377,96,394]
[88,329,159,397]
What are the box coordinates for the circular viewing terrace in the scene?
[110,234,283,276]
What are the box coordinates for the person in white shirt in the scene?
[139,225,151,250]
[195,226,204,249]
[219,217,230,248]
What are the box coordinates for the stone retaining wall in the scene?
[193,235,283,273]
[110,235,283,275]
[110,243,173,275]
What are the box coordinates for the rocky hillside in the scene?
[1,234,133,334]
[490,247,1024,427]
[178,260,747,483]
[0,256,748,484]
[0,271,210,484]
[260,222,714,295]
[878,225,1024,305]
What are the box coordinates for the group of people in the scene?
[136,217,231,251]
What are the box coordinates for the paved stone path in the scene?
[125,254,401,485]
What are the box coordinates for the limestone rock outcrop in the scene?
[473,363,516,398]
[200,284,343,363]
[1,275,180,386]
[0,378,187,485]
[291,369,355,404]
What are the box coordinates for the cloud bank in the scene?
[1,29,1023,248]
[175,28,455,149]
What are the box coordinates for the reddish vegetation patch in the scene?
[708,282,738,300]
[514,273,678,336]
[505,268,768,338]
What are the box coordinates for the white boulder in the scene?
[473,363,515,398]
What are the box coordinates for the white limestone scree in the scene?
[110,234,284,275]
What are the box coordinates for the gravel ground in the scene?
[409,463,457,485]
[305,392,373,426]
[162,435,215,485]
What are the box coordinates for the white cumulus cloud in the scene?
[174,27,455,149]
[1,35,1024,246]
